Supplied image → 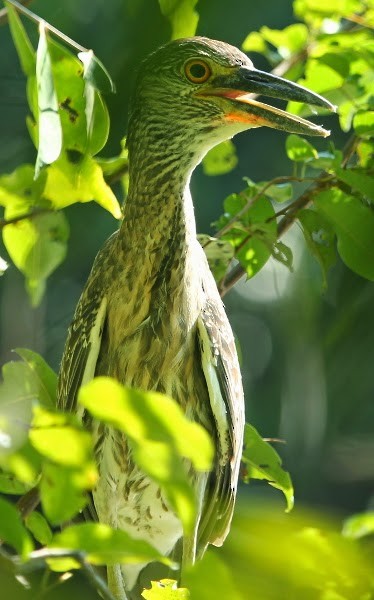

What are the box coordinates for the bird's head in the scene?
[127,37,335,170]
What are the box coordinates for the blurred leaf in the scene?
[159,0,199,39]
[14,348,57,409]
[336,167,374,199]
[79,377,213,533]
[271,241,293,271]
[202,141,238,175]
[51,522,172,566]
[44,153,121,217]
[286,134,318,162]
[264,182,293,203]
[25,510,53,545]
[242,31,268,54]
[0,440,41,484]
[261,24,308,57]
[185,551,242,600]
[78,49,115,93]
[142,579,190,599]
[0,471,32,494]
[314,188,374,281]
[5,1,35,76]
[357,140,374,168]
[298,208,336,287]
[342,512,374,540]
[308,151,335,170]
[242,424,294,512]
[198,235,234,282]
[35,24,62,176]
[294,0,362,21]
[353,111,374,138]
[0,496,33,558]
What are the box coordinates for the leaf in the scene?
[286,135,318,162]
[25,510,53,545]
[353,111,374,138]
[185,551,242,600]
[51,523,173,566]
[0,496,33,558]
[336,167,374,199]
[78,50,116,94]
[79,377,214,533]
[159,0,199,39]
[342,512,374,540]
[298,208,336,287]
[5,2,35,76]
[0,471,32,495]
[261,24,308,58]
[0,440,41,485]
[14,348,57,409]
[271,241,293,271]
[142,579,190,599]
[35,24,62,176]
[202,141,238,175]
[264,182,293,203]
[44,153,121,217]
[242,424,294,512]
[314,188,374,281]
[242,31,268,54]
[3,210,69,306]
[198,235,234,282]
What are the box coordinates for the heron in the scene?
[57,36,333,599]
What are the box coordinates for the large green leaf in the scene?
[79,377,213,533]
[35,24,62,176]
[51,522,172,566]
[242,424,294,512]
[298,208,337,287]
[0,497,34,558]
[314,188,374,281]
[78,50,115,94]
[159,0,199,39]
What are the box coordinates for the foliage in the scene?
[0,0,373,598]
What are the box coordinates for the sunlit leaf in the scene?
[314,188,374,281]
[336,167,374,199]
[185,551,242,600]
[142,579,190,599]
[286,134,318,162]
[78,49,115,94]
[79,377,213,533]
[342,512,374,540]
[353,111,374,138]
[5,1,35,76]
[35,24,62,176]
[25,510,53,545]
[0,496,33,558]
[298,208,336,287]
[242,424,294,512]
[242,31,268,54]
[264,182,293,203]
[260,24,308,57]
[159,0,199,39]
[202,141,238,175]
[0,440,41,484]
[0,471,32,495]
[51,523,173,566]
[14,348,57,409]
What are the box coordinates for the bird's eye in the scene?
[184,59,211,84]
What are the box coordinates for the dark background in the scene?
[0,0,373,595]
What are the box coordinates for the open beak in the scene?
[198,66,336,137]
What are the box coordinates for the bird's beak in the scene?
[198,66,336,137]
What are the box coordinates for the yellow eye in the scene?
[184,59,211,84]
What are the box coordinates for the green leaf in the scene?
[44,153,121,218]
[314,188,374,281]
[51,522,173,566]
[353,111,374,138]
[265,182,293,203]
[142,579,190,599]
[271,241,293,271]
[298,208,336,287]
[0,496,33,557]
[286,135,318,162]
[336,167,374,199]
[0,440,41,484]
[25,510,53,545]
[185,551,242,600]
[159,0,199,39]
[198,235,234,282]
[14,348,57,409]
[3,210,69,306]
[342,512,374,540]
[78,50,115,94]
[242,424,294,512]
[294,0,362,22]
[242,31,268,54]
[35,24,62,176]
[0,471,32,495]
[260,24,308,57]
[79,377,214,533]
[202,141,238,175]
[357,140,374,169]
[5,1,35,76]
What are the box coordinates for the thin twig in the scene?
[0,0,31,24]
[0,207,52,229]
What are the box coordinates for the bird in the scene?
[57,36,334,599]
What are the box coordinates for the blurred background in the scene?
[0,0,373,597]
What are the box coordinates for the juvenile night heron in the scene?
[58,37,333,599]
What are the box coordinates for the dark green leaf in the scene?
[202,141,238,175]
[271,241,293,271]
[298,208,336,287]
[314,188,374,281]
[35,24,62,176]
[242,424,294,512]
[25,510,53,545]
[159,0,199,39]
[51,522,173,566]
[14,348,57,408]
[78,50,115,94]
[0,496,33,557]
[5,2,35,76]
[286,134,318,162]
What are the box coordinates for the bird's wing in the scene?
[196,270,245,551]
